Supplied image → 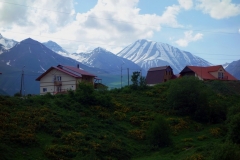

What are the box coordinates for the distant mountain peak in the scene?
[42,40,69,56]
[93,47,107,52]
[22,38,35,42]
[0,33,18,49]
[117,39,212,73]
[45,40,58,45]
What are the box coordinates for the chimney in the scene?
[77,64,79,68]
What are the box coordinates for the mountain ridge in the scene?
[43,40,69,57]
[0,33,18,49]
[116,39,212,74]
[225,59,240,80]
[0,38,107,95]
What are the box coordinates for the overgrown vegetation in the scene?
[0,77,240,160]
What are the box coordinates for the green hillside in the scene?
[0,77,240,160]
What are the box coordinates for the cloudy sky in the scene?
[0,0,240,65]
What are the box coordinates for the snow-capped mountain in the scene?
[0,44,6,54]
[42,40,69,57]
[117,39,212,73]
[0,38,106,95]
[222,62,230,68]
[225,59,240,80]
[0,33,17,49]
[70,47,142,74]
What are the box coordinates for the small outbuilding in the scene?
[145,66,176,86]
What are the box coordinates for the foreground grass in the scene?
[0,79,240,160]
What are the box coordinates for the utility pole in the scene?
[121,62,125,88]
[127,68,129,86]
[121,66,122,88]
[20,66,25,96]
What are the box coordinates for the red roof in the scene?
[180,65,237,80]
[36,65,96,81]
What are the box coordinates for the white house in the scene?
[36,65,97,95]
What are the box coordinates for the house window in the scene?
[56,76,61,81]
[43,88,47,92]
[53,75,61,81]
[218,72,224,79]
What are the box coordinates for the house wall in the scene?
[195,73,203,80]
[163,67,173,82]
[39,69,77,95]
[81,76,94,84]
[209,67,225,79]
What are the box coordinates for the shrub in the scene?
[146,116,172,148]
[226,103,240,144]
[75,82,95,105]
[167,77,209,122]
[94,91,113,108]
[184,153,204,160]
[45,144,77,159]
[227,113,240,144]
[210,142,240,160]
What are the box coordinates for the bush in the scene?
[146,116,172,148]
[210,142,240,160]
[227,103,240,144]
[75,82,95,105]
[167,77,209,122]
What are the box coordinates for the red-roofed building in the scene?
[146,66,175,86]
[36,65,98,95]
[180,65,237,81]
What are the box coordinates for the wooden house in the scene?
[179,65,237,81]
[145,66,176,86]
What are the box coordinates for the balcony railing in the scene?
[218,76,228,80]
[54,81,62,86]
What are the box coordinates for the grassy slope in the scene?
[0,80,240,160]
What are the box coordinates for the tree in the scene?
[130,71,147,89]
[167,77,209,122]
[131,71,140,88]
[139,76,147,88]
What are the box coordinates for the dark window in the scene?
[43,88,47,92]
[56,76,61,81]
[218,72,224,79]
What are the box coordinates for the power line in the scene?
[0,1,74,15]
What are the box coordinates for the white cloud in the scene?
[178,0,193,10]
[158,5,183,28]
[0,0,187,53]
[0,0,74,27]
[197,0,240,19]
[51,0,185,52]
[175,30,203,47]
[239,28,240,33]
